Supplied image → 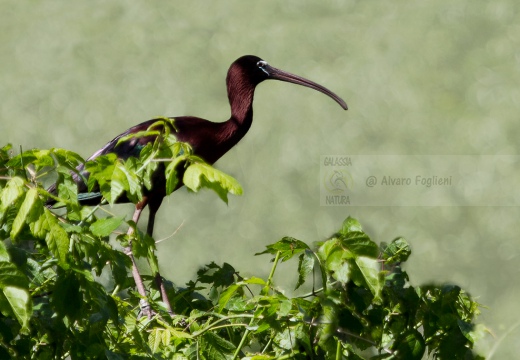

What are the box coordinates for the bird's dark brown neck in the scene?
[173,108,253,165]
[193,88,254,165]
[214,106,253,161]
[174,67,259,165]
[221,74,256,147]
[222,109,253,144]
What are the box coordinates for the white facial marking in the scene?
[257,60,270,76]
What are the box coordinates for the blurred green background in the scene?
[2,1,519,357]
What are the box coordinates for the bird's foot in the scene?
[137,300,156,319]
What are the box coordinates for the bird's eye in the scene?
[257,60,269,75]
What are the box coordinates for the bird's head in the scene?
[228,55,348,110]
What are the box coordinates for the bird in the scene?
[47,55,347,234]
[46,55,348,314]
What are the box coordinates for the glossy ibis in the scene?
[46,55,347,314]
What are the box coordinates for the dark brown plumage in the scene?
[47,55,347,236]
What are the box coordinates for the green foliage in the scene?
[0,127,486,359]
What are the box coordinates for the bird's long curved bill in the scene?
[266,65,348,110]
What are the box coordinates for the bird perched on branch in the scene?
[46,55,348,315]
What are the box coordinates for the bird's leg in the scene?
[147,200,174,315]
[125,198,153,318]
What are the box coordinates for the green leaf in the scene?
[183,161,242,203]
[29,149,54,168]
[392,329,425,360]
[278,297,292,317]
[249,355,276,360]
[353,256,382,301]
[90,216,124,237]
[457,319,486,344]
[295,249,315,290]
[339,216,364,235]
[131,232,156,260]
[118,160,142,202]
[170,141,191,158]
[1,177,25,209]
[52,270,82,321]
[29,205,51,238]
[165,155,187,195]
[10,188,39,239]
[202,331,236,359]
[217,284,241,312]
[0,143,12,160]
[0,262,29,289]
[148,328,163,353]
[6,150,37,168]
[274,328,295,351]
[52,148,85,169]
[116,130,161,147]
[85,153,117,199]
[6,149,55,171]
[318,238,350,283]
[0,242,10,262]
[44,210,70,267]
[110,163,127,205]
[169,328,192,339]
[197,262,237,288]
[143,160,157,191]
[339,231,379,258]
[382,237,411,264]
[2,286,31,332]
[57,173,79,204]
[240,276,266,286]
[256,236,310,262]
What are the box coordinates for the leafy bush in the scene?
[0,127,486,359]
